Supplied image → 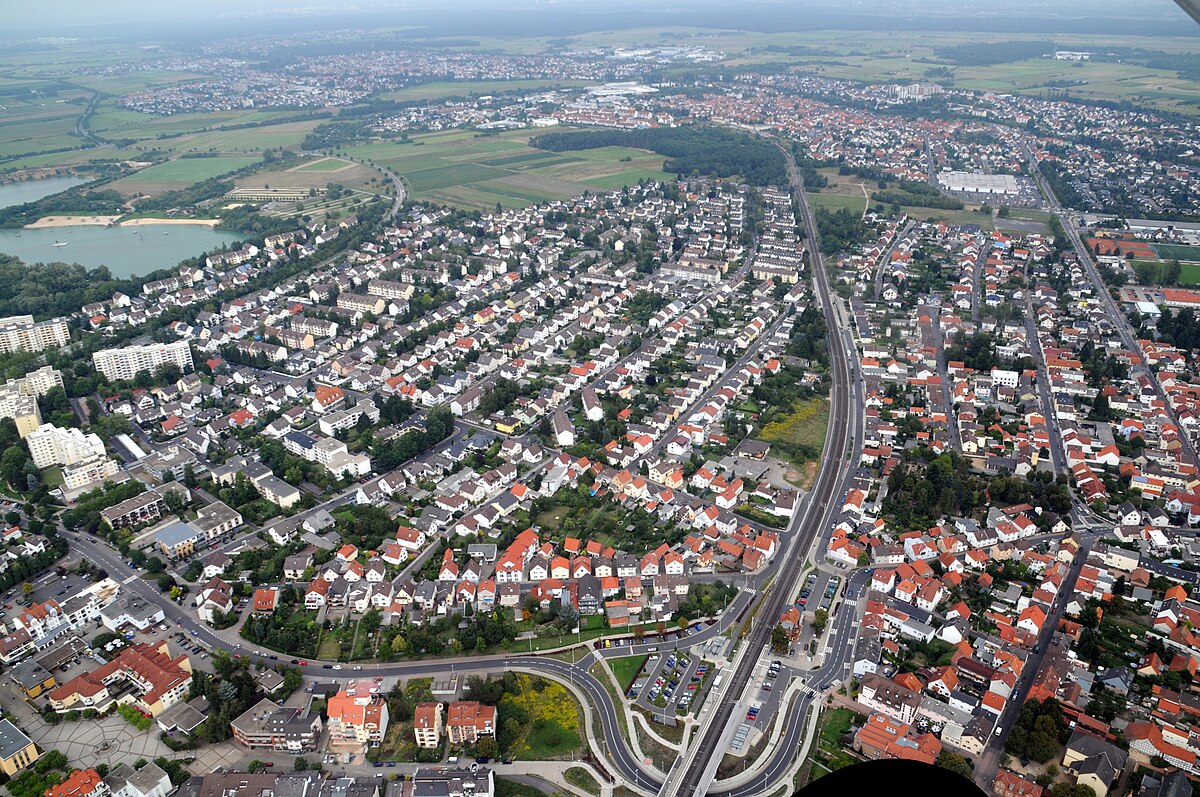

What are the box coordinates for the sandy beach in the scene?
[24,215,120,229]
[119,217,221,228]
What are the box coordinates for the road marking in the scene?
[122,574,139,585]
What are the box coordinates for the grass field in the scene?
[1132,259,1200,285]
[806,192,867,216]
[564,767,601,796]
[294,157,356,173]
[1006,207,1054,224]
[109,156,259,195]
[343,128,672,211]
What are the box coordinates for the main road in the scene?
[66,138,865,797]
[670,139,862,797]
[1025,143,1199,469]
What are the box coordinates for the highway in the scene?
[670,139,862,797]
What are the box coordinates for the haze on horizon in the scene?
[5,0,1196,39]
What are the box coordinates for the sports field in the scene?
[1154,244,1200,262]
[344,128,674,211]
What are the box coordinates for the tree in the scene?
[1,447,26,490]
[477,738,499,758]
[812,609,829,635]
[771,625,790,656]
[936,751,974,778]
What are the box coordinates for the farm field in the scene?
[0,147,145,176]
[343,128,673,211]
[0,94,92,160]
[107,156,259,195]
[238,161,380,193]
[89,105,319,153]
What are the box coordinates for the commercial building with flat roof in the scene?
[937,171,1021,196]
[231,698,323,752]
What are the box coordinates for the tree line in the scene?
[530,126,789,186]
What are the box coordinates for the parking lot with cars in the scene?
[732,657,794,752]
[628,650,715,717]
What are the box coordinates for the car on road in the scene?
[299,660,307,666]
[333,664,343,670]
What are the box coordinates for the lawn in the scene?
[803,708,864,783]
[41,468,63,489]
[608,655,648,691]
[563,767,601,796]
[534,506,570,531]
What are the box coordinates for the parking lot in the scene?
[731,657,791,752]
[629,651,712,717]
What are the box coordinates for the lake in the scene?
[0,224,246,280]
[0,176,87,210]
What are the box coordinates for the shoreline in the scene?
[23,215,119,229]
[24,215,222,229]
[119,218,221,228]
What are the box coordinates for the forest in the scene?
[530,126,789,186]
[872,179,964,210]
[813,206,867,254]
[933,40,1057,66]
[0,254,177,320]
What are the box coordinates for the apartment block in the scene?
[26,424,106,469]
[0,366,63,438]
[0,315,69,355]
[92,341,193,382]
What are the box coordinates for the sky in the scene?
[6,0,1196,37]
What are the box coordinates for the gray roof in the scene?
[0,719,33,759]
[154,519,200,547]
